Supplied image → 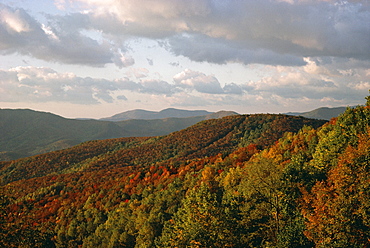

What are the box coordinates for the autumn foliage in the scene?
[1,101,369,247]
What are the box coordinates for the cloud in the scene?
[0,4,133,67]
[139,79,176,95]
[173,69,224,94]
[166,33,306,66]
[1,0,369,68]
[0,5,45,50]
[223,83,244,95]
[0,7,31,33]
[244,58,370,103]
[73,0,370,64]
[83,0,209,38]
[1,61,369,113]
[0,66,185,104]
[113,53,135,68]
[0,66,244,105]
[0,66,138,104]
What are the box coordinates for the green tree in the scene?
[157,182,240,247]
[236,155,293,247]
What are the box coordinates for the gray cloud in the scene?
[80,0,370,64]
[139,79,176,95]
[0,4,132,67]
[0,5,48,50]
[166,34,307,66]
[2,0,369,68]
[223,83,244,95]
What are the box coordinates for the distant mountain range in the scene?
[285,106,348,120]
[100,108,214,121]
[0,108,237,161]
[103,106,349,122]
[0,106,348,161]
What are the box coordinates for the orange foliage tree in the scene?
[301,130,370,247]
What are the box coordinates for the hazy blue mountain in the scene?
[100,108,213,121]
[285,106,347,120]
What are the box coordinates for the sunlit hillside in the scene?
[1,96,370,247]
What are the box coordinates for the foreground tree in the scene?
[157,181,241,247]
[301,130,370,247]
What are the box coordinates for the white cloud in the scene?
[174,69,224,94]
[41,24,59,41]
[244,58,370,103]
[352,81,370,91]
[0,7,31,33]
[0,66,130,103]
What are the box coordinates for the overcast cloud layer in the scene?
[0,0,369,117]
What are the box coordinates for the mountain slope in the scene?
[0,109,127,160]
[285,106,347,120]
[0,109,237,161]
[100,108,214,121]
[0,114,326,185]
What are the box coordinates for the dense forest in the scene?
[1,95,369,247]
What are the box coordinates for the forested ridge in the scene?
[1,97,370,247]
[0,109,235,161]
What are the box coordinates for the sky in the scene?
[0,0,369,119]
